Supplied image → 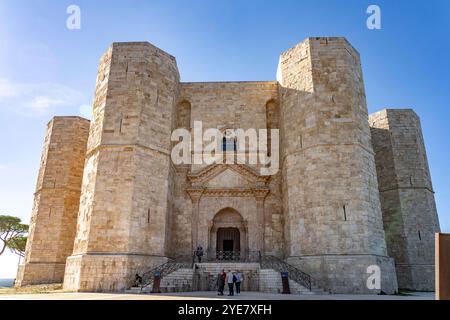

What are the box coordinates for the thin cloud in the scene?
[79,104,92,119]
[0,164,8,173]
[0,78,85,116]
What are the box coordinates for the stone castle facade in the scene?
[16,37,440,294]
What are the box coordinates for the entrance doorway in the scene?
[223,240,234,252]
[216,227,240,260]
[209,208,248,260]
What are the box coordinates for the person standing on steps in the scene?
[217,269,226,296]
[226,270,234,296]
[195,245,204,263]
[235,272,242,295]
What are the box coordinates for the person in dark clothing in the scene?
[196,246,204,263]
[217,269,226,295]
[134,274,143,287]
[235,272,242,295]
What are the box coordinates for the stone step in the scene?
[140,267,195,293]
[125,287,142,294]
[133,262,326,295]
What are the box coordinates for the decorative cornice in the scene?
[189,187,270,198]
[186,188,205,202]
[253,188,270,200]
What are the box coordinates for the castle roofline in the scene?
[110,41,177,61]
[369,108,418,118]
[180,80,278,85]
[47,116,90,126]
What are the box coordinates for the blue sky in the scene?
[0,0,449,278]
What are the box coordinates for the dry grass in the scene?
[0,283,66,295]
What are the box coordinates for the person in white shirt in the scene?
[226,270,235,296]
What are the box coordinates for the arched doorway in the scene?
[209,208,248,260]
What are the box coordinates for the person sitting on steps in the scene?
[134,273,143,287]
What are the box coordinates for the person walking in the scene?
[226,270,234,296]
[235,272,242,295]
[217,269,226,296]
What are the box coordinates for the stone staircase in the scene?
[194,263,261,292]
[126,259,326,295]
[259,269,323,295]
[135,268,195,293]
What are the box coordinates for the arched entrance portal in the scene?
[209,208,248,260]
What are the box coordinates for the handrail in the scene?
[133,251,316,292]
[260,255,312,291]
[201,250,261,262]
[138,255,192,291]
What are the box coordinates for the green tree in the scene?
[0,215,28,256]
[7,235,28,257]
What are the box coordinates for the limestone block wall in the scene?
[369,109,440,291]
[278,37,397,293]
[264,171,284,257]
[63,42,180,292]
[171,82,284,257]
[179,81,278,172]
[16,117,89,286]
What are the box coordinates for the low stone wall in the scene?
[63,254,168,292]
[287,255,398,294]
[15,262,66,287]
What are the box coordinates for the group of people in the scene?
[216,269,243,296]
[195,246,245,296]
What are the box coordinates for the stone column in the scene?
[254,189,269,255]
[187,188,204,253]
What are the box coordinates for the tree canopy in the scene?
[0,215,29,257]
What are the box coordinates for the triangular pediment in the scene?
[187,164,269,187]
[205,168,251,188]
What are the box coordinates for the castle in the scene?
[16,37,440,294]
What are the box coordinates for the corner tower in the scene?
[278,37,397,294]
[16,117,90,286]
[63,43,179,292]
[370,109,440,291]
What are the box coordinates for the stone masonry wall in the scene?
[19,37,437,294]
[63,42,180,292]
[170,82,284,258]
[370,109,440,291]
[278,37,397,293]
[16,117,89,286]
[179,81,278,172]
